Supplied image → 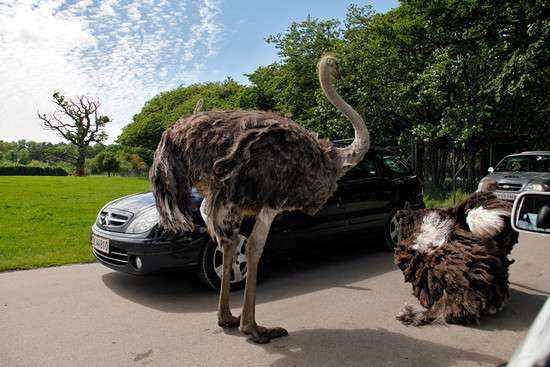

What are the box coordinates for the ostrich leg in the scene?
[200,199,241,327]
[240,207,287,344]
[217,235,241,327]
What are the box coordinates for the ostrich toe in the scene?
[218,314,241,328]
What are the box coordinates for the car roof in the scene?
[506,151,550,157]
[331,139,397,155]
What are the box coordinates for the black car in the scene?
[91,146,424,290]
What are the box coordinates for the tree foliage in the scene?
[92,151,119,176]
[118,79,256,153]
[118,0,549,155]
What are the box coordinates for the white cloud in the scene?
[192,0,222,56]
[126,2,141,21]
[98,0,118,17]
[0,0,224,143]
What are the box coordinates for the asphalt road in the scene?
[1,233,548,367]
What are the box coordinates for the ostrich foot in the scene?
[241,324,288,344]
[218,314,241,328]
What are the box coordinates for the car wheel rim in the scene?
[213,234,247,283]
[389,213,400,245]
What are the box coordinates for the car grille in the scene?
[92,244,128,266]
[497,183,523,192]
[98,209,132,230]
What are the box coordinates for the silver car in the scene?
[478,151,550,201]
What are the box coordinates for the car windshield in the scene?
[378,154,412,174]
[495,155,550,173]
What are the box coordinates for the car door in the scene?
[337,156,393,230]
[271,189,347,237]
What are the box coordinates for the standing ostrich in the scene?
[149,55,370,343]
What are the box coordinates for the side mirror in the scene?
[511,192,550,236]
[488,167,494,173]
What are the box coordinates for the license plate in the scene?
[496,192,517,201]
[92,235,109,254]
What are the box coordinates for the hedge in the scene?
[0,165,69,176]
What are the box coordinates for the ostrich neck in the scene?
[319,65,370,171]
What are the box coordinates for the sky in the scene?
[0,0,398,143]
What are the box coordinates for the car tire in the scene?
[384,208,401,251]
[197,234,248,291]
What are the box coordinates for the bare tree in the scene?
[38,91,109,176]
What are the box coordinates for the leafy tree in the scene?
[43,143,79,166]
[38,92,109,176]
[248,16,343,130]
[93,151,119,176]
[118,80,255,153]
[16,149,30,165]
[116,151,147,176]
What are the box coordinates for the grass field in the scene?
[424,189,472,209]
[0,176,150,272]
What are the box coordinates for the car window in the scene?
[495,155,550,173]
[377,154,412,174]
[342,158,378,181]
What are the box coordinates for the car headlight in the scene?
[524,183,549,192]
[126,207,159,233]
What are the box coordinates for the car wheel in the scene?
[384,209,401,251]
[198,234,248,291]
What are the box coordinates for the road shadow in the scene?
[473,288,547,332]
[259,328,504,367]
[101,235,396,313]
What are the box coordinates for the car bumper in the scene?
[90,224,205,275]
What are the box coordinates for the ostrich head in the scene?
[317,55,341,80]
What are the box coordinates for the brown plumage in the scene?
[151,111,340,232]
[394,192,519,326]
[149,55,370,343]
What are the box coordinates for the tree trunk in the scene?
[416,145,424,180]
[430,148,448,188]
[438,148,448,187]
[479,145,489,178]
[429,147,439,187]
[75,148,86,176]
[466,150,476,191]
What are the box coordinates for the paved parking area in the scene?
[1,233,548,367]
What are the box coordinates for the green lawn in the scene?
[424,189,472,209]
[0,176,150,272]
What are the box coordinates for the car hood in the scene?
[485,172,550,184]
[107,188,204,214]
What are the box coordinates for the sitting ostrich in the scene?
[394,191,519,326]
[149,55,370,343]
